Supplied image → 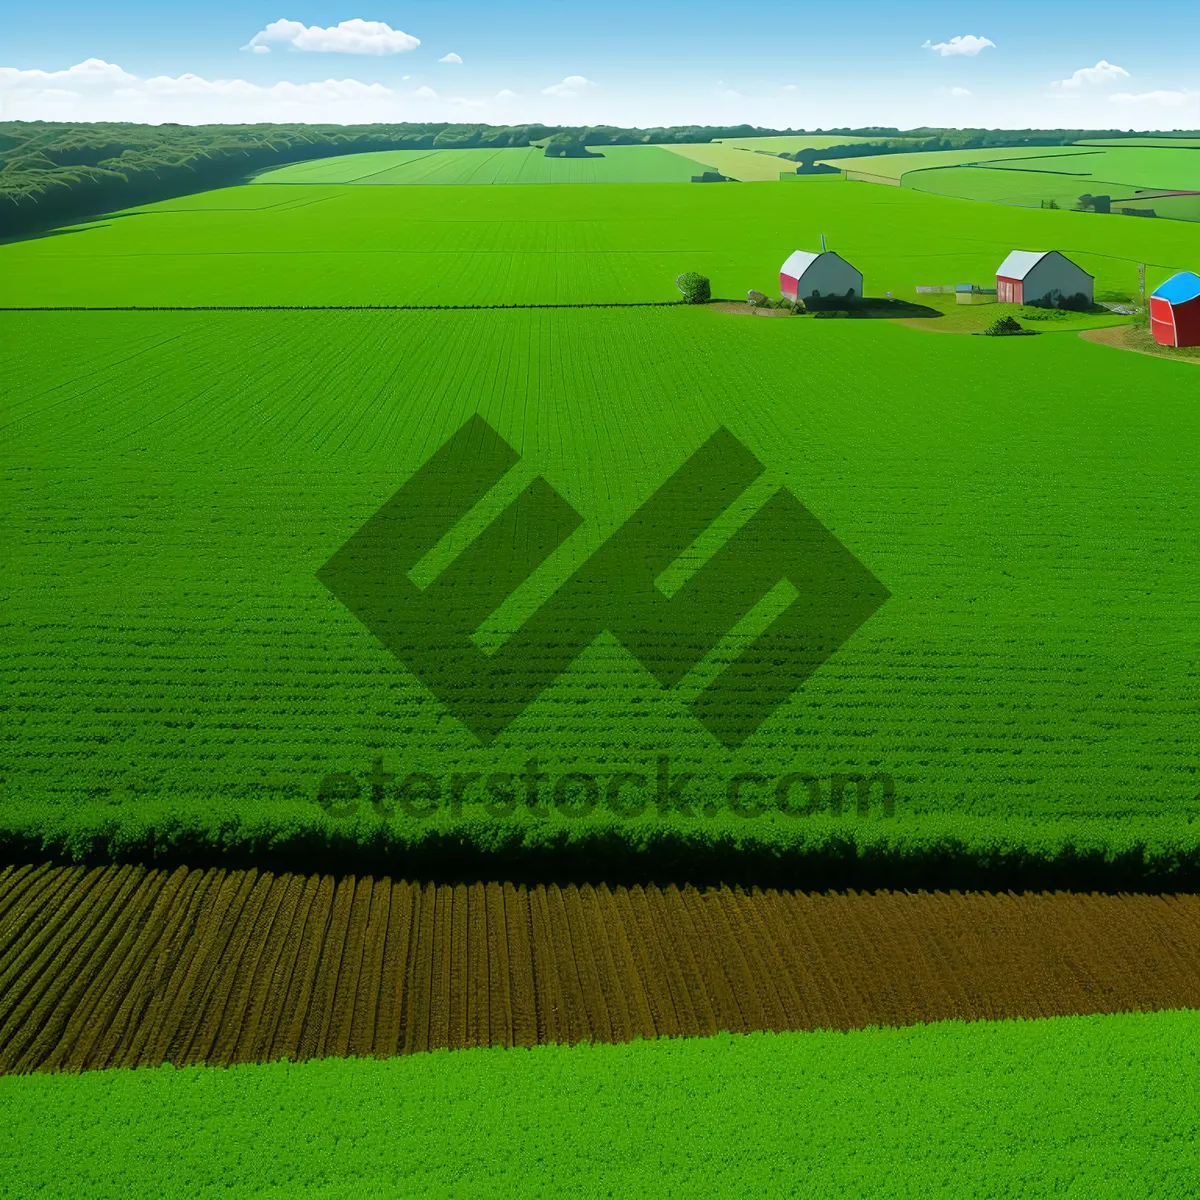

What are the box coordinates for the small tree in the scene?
[675,272,711,304]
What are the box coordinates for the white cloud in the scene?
[950,86,971,97]
[924,35,995,57]
[1110,88,1200,109]
[0,58,405,122]
[542,75,594,97]
[495,88,517,100]
[1053,60,1129,89]
[138,74,260,98]
[242,18,419,55]
[0,57,137,89]
[242,19,305,51]
[780,84,797,92]
[439,52,462,64]
[414,85,437,99]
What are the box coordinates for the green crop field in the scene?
[823,145,1099,182]
[4,298,1198,874]
[0,178,1193,309]
[1,1010,1194,1198]
[254,145,714,186]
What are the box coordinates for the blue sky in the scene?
[3,1,1197,128]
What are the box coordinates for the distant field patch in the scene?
[1079,137,1200,149]
[669,135,919,181]
[907,165,1200,221]
[660,143,801,181]
[825,146,1099,183]
[1046,145,1200,191]
[827,141,1200,220]
[255,145,710,186]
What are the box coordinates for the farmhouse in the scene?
[995,250,1094,308]
[780,250,863,303]
[1149,272,1200,348]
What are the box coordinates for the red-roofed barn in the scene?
[995,250,1094,308]
[780,250,863,304]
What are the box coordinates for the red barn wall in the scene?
[1150,296,1177,346]
[1174,296,1200,347]
[997,277,1022,305]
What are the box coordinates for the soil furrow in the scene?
[297,874,358,1061]
[372,881,415,1058]
[267,874,335,1063]
[325,875,375,1060]
[503,882,539,1048]
[347,876,392,1057]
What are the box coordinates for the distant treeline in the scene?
[3,121,1195,238]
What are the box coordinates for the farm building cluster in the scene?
[780,246,1099,311]
[774,247,1200,344]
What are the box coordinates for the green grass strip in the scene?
[0,1010,1195,1197]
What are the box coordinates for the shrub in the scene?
[984,316,1035,337]
[676,273,711,304]
[747,289,768,307]
[813,309,852,320]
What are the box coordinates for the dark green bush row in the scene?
[2,803,1197,891]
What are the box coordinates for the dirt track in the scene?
[0,864,1198,1074]
[1080,322,1200,364]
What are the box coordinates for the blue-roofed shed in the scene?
[1150,271,1200,347]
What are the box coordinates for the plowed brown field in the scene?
[0,863,1198,1074]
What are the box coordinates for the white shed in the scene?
[780,250,863,303]
[995,250,1094,308]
